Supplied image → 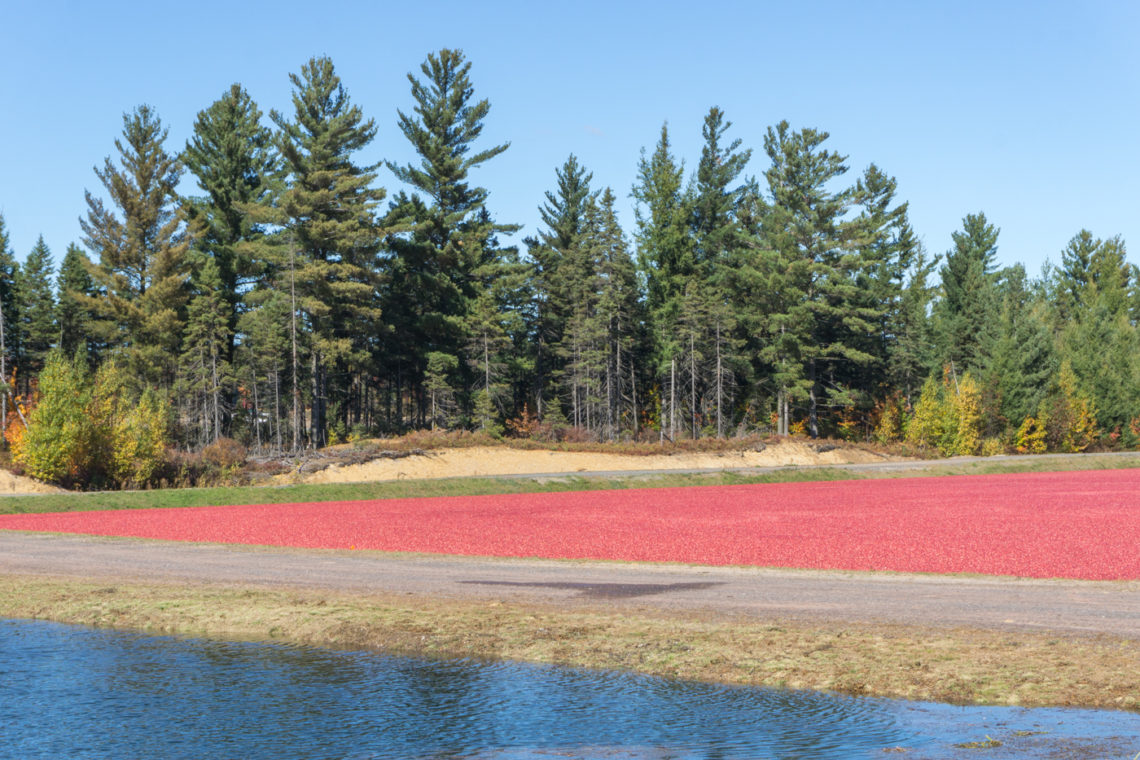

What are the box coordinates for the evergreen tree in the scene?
[688,107,750,437]
[386,48,516,426]
[79,104,194,385]
[692,107,751,268]
[526,154,597,417]
[236,287,294,451]
[57,243,99,361]
[183,83,281,364]
[16,236,57,384]
[934,212,999,372]
[179,256,233,445]
[271,56,385,446]
[756,121,871,437]
[885,225,938,406]
[0,215,18,435]
[979,265,1055,432]
[591,188,645,438]
[631,123,692,436]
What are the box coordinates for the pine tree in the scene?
[57,243,99,361]
[526,155,597,417]
[692,107,751,268]
[16,236,57,384]
[236,288,292,451]
[183,83,281,366]
[979,266,1055,433]
[688,107,750,437]
[934,212,999,372]
[631,123,692,436]
[79,104,194,385]
[386,48,516,426]
[179,256,233,445]
[591,188,645,438]
[0,215,19,436]
[271,57,385,446]
[756,121,871,437]
[885,225,938,406]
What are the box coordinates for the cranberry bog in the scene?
[1,469,1137,581]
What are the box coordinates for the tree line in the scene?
[2,48,1138,483]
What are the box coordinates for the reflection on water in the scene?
[0,619,1136,759]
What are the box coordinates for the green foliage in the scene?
[424,351,459,429]
[14,353,172,489]
[934,212,999,372]
[79,104,193,385]
[271,56,385,446]
[12,352,95,486]
[91,361,171,488]
[16,236,56,378]
[57,244,98,362]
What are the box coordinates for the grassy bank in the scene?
[1,574,1136,710]
[2,450,1140,515]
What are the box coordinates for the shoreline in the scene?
[3,572,1137,711]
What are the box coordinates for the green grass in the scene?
[0,468,863,515]
[1,451,1138,516]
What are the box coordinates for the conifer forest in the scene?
[2,49,1138,487]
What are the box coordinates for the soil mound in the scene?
[283,440,891,484]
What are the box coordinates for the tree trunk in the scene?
[289,245,301,453]
[716,321,723,439]
[690,333,697,439]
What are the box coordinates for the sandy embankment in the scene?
[291,440,889,484]
[0,469,66,495]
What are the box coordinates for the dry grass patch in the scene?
[1,574,1136,710]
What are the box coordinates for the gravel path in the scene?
[3,532,1137,639]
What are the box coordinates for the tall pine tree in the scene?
[271,57,385,446]
[80,104,194,386]
[16,235,57,386]
[386,48,516,426]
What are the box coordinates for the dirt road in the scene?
[3,532,1137,639]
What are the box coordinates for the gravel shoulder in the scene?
[3,532,1138,639]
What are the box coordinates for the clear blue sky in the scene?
[2,0,1138,277]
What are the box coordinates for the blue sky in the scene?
[2,1,1138,277]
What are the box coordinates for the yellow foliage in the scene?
[93,362,170,488]
[1015,416,1048,454]
[873,394,905,444]
[14,354,172,489]
[904,370,982,456]
[945,372,982,456]
[1044,361,1099,453]
[904,376,944,450]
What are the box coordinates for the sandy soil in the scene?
[0,469,66,495]
[289,441,890,484]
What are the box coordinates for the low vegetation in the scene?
[1,575,1135,710]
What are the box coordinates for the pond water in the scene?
[0,619,1136,759]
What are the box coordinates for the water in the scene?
[0,619,1137,759]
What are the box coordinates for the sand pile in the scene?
[288,440,889,484]
[0,469,67,495]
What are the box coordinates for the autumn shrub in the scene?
[1041,361,1098,453]
[11,352,96,487]
[873,393,906,443]
[201,437,248,471]
[92,362,171,488]
[1015,416,1048,454]
[905,370,982,456]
